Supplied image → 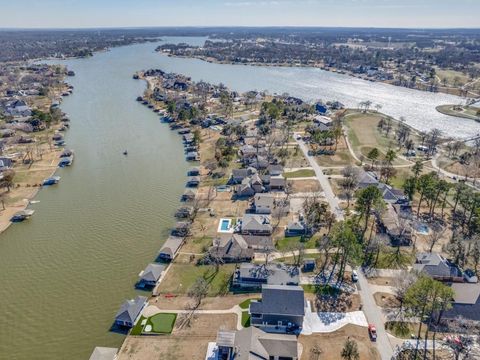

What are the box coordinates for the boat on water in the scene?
[11,209,35,222]
[43,176,61,186]
[123,150,128,156]
[60,149,74,158]
[58,156,73,167]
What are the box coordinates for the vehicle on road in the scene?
[368,324,377,341]
[351,270,359,282]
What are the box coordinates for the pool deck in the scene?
[217,218,234,233]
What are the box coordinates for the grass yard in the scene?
[283,169,316,178]
[345,111,410,166]
[385,321,426,339]
[373,248,415,269]
[241,311,251,327]
[159,263,235,296]
[276,236,317,251]
[149,313,177,333]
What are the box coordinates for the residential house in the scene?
[269,176,286,191]
[209,234,254,263]
[6,99,31,117]
[267,164,284,177]
[235,180,256,198]
[215,327,298,360]
[376,203,413,246]
[253,194,275,214]
[249,285,306,333]
[315,102,328,115]
[213,233,274,256]
[233,263,300,288]
[157,236,184,262]
[137,263,165,288]
[442,283,480,322]
[114,296,147,328]
[250,173,264,193]
[241,214,272,236]
[414,252,464,282]
[230,168,256,184]
[285,220,307,237]
[358,171,407,204]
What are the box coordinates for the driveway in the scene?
[357,269,394,360]
[295,136,344,220]
[302,304,367,335]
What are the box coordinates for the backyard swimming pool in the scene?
[217,218,233,233]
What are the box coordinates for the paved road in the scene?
[295,136,344,220]
[357,269,394,360]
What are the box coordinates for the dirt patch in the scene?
[311,293,362,313]
[299,324,380,360]
[118,314,236,360]
[373,292,400,308]
[367,277,396,286]
[290,179,321,193]
[150,294,259,310]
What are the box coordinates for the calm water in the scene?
[0,37,479,360]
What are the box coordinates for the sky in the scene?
[1,0,479,28]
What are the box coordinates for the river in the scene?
[0,37,479,360]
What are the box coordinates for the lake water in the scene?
[0,37,479,360]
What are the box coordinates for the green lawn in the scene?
[302,284,340,295]
[241,311,251,327]
[148,313,177,333]
[283,169,316,178]
[238,298,260,310]
[130,313,177,335]
[276,236,317,251]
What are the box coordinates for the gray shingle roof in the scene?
[139,263,165,283]
[115,296,147,324]
[250,285,305,317]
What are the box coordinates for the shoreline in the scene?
[159,52,480,100]
[435,104,480,122]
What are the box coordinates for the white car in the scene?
[351,270,359,282]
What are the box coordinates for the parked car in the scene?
[368,324,377,341]
[351,270,359,282]
[464,269,478,283]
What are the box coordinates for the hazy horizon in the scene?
[1,0,479,29]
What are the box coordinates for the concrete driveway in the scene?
[302,305,367,335]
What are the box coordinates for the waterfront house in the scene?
[233,263,300,288]
[241,214,272,236]
[315,102,328,115]
[157,236,184,262]
[249,285,306,333]
[114,296,147,328]
[89,347,118,360]
[181,188,197,202]
[214,327,298,360]
[137,263,165,289]
[208,235,254,263]
[414,252,464,282]
[6,99,31,117]
[186,151,199,161]
[253,193,275,214]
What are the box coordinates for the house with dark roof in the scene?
[285,220,307,237]
[269,176,286,191]
[215,327,298,360]
[414,252,464,282]
[230,168,256,184]
[241,214,272,236]
[376,203,413,246]
[442,283,480,322]
[209,234,254,263]
[249,285,306,333]
[114,296,147,328]
[137,263,165,288]
[233,263,299,288]
[181,188,197,202]
[267,164,284,177]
